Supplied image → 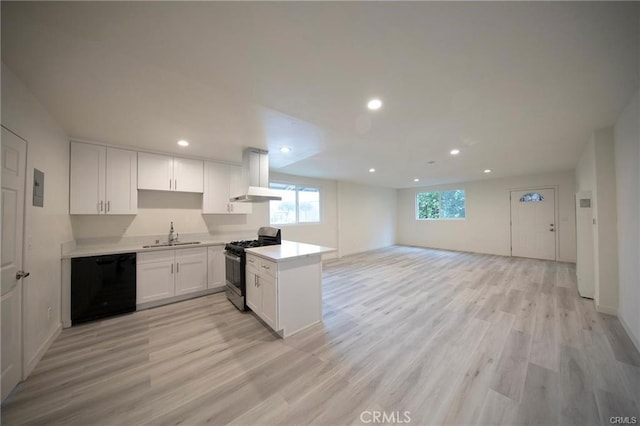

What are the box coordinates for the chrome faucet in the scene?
[168,221,178,244]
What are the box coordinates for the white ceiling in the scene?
[2,2,638,188]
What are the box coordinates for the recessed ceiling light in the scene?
[280,147,291,153]
[484,169,492,173]
[367,99,382,110]
[450,149,460,155]
[414,178,420,182]
[177,140,189,147]
[369,168,376,173]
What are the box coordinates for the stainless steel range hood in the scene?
[230,148,282,203]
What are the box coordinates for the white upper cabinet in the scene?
[105,147,138,214]
[202,162,252,214]
[137,152,203,193]
[137,152,173,191]
[70,142,137,215]
[174,157,204,193]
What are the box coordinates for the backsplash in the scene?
[70,190,269,240]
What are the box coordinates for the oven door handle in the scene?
[224,251,241,263]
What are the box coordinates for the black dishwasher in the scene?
[71,253,136,325]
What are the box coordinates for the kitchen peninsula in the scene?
[245,241,335,337]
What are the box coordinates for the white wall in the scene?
[70,190,269,242]
[271,172,338,259]
[338,181,397,257]
[576,128,619,315]
[614,90,640,349]
[1,63,74,376]
[396,171,577,263]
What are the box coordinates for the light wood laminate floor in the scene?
[2,246,639,425]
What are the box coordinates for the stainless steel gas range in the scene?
[224,227,281,311]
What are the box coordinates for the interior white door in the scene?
[575,191,595,298]
[1,127,26,401]
[510,188,556,260]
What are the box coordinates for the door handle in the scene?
[549,229,555,232]
[16,270,30,280]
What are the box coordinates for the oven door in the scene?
[224,251,244,296]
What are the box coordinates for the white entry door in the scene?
[1,127,27,401]
[510,188,556,260]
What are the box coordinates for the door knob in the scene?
[16,270,30,279]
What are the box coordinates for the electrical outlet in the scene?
[47,306,52,321]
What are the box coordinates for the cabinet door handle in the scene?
[177,262,180,273]
[169,179,172,190]
[230,204,234,213]
[106,201,110,212]
[175,179,177,190]
[100,200,104,212]
[171,263,173,274]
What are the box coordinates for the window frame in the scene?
[269,181,322,226]
[415,189,467,221]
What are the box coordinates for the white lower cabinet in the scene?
[245,252,323,338]
[137,251,176,304]
[174,248,208,296]
[207,245,225,289]
[260,273,277,330]
[246,254,278,330]
[137,247,207,305]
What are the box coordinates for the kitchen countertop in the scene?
[62,239,227,259]
[245,240,336,262]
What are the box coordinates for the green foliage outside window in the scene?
[417,190,465,219]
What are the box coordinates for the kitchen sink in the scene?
[142,241,201,248]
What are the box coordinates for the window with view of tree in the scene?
[416,190,466,220]
[269,183,321,225]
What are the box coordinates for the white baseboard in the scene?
[595,303,618,316]
[24,322,61,379]
[618,313,640,353]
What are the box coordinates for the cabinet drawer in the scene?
[259,258,277,279]
[246,254,260,274]
[137,250,174,265]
